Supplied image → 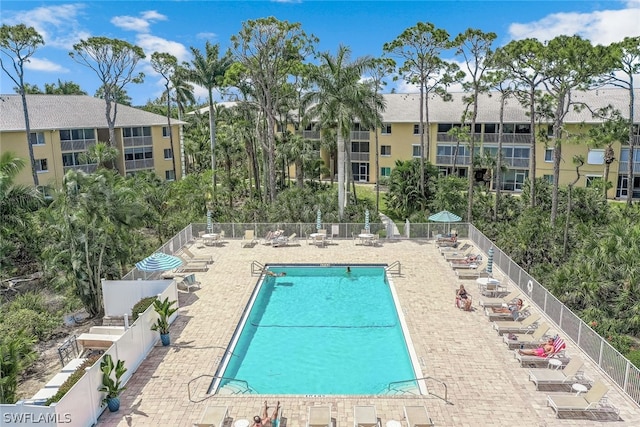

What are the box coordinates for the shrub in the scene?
[45,354,101,405]
[131,296,156,322]
[626,349,640,369]
[0,308,60,341]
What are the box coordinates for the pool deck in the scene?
[98,238,640,426]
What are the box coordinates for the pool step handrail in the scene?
[385,261,402,276]
[188,374,257,402]
[385,376,451,404]
[251,260,265,276]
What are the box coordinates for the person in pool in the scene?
[265,271,286,277]
[253,401,280,426]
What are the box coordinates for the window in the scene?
[164,149,173,160]
[351,141,369,153]
[586,175,602,187]
[35,158,48,172]
[515,124,531,134]
[437,123,452,133]
[381,145,391,156]
[122,127,151,137]
[587,149,605,165]
[381,167,391,177]
[162,127,170,137]
[30,132,45,145]
[474,123,482,134]
[60,128,95,141]
[381,124,391,134]
[124,147,153,161]
[413,124,421,135]
[484,124,498,134]
[547,124,554,136]
[543,174,554,184]
[544,148,554,162]
[165,170,176,181]
[62,153,85,167]
[412,145,422,157]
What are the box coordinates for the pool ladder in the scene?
[385,261,402,276]
[384,376,452,404]
[188,374,258,402]
[251,260,265,276]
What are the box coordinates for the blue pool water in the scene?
[216,266,418,395]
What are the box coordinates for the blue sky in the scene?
[1,1,639,105]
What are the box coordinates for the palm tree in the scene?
[0,152,43,277]
[306,45,384,219]
[78,141,118,170]
[185,42,232,197]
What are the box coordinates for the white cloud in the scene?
[136,34,190,62]
[111,10,168,33]
[509,6,640,45]
[3,4,90,49]
[196,32,218,40]
[141,10,168,21]
[111,16,153,33]
[24,57,69,73]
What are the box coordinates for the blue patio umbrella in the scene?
[135,253,183,272]
[364,209,370,232]
[206,210,213,233]
[487,247,494,277]
[316,209,322,231]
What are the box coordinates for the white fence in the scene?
[1,280,178,427]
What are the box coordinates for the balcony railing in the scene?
[350,152,370,162]
[436,133,532,144]
[125,158,154,171]
[63,164,98,174]
[301,130,320,139]
[350,131,370,141]
[123,136,153,147]
[436,155,471,165]
[61,139,96,152]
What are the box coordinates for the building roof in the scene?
[382,87,640,124]
[0,94,186,132]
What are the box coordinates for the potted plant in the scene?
[98,354,127,412]
[150,297,178,346]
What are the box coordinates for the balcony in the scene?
[301,130,320,140]
[350,131,370,141]
[125,159,155,171]
[350,152,370,162]
[63,164,98,174]
[61,139,96,152]
[436,155,471,165]
[123,136,153,147]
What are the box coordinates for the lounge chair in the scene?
[353,405,378,427]
[329,224,340,242]
[515,336,568,367]
[403,405,434,427]
[195,405,228,427]
[528,358,590,390]
[484,304,530,321]
[502,323,551,349]
[180,273,201,293]
[450,259,482,270]
[273,233,296,247]
[241,229,257,247]
[443,250,474,261]
[440,242,471,254]
[307,405,331,427]
[478,291,521,308]
[175,262,209,273]
[547,380,618,419]
[180,247,213,264]
[492,313,541,335]
[455,269,489,280]
[314,234,326,248]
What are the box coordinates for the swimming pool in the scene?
[213,265,423,395]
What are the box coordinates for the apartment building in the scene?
[315,88,640,200]
[0,94,185,188]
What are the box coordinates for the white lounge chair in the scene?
[180,273,201,292]
[547,380,618,419]
[307,405,331,427]
[492,313,541,335]
[528,358,590,390]
[273,233,296,247]
[180,247,213,264]
[502,323,551,349]
[478,291,521,308]
[403,405,434,427]
[241,229,257,247]
[194,405,228,427]
[353,405,378,427]
[515,336,569,367]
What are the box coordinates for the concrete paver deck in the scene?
[98,238,640,426]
